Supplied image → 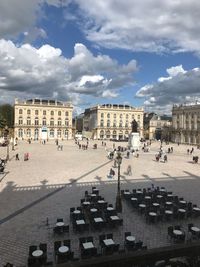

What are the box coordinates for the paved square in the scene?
[0,140,200,266]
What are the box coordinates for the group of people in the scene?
[187,147,194,155]
[15,153,30,161]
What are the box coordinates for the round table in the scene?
[73,210,81,214]
[126,236,135,242]
[178,208,186,213]
[136,190,142,194]
[59,246,69,253]
[83,201,90,205]
[145,196,151,200]
[32,250,43,257]
[139,204,146,208]
[193,207,200,211]
[91,194,96,197]
[167,194,173,197]
[157,195,163,199]
[180,200,186,204]
[153,203,160,207]
[107,207,114,211]
[166,201,172,205]
[160,188,166,192]
[90,208,97,213]
[149,212,157,217]
[173,230,182,236]
[191,226,200,232]
[98,200,105,204]
[56,222,64,227]
[165,210,173,214]
[131,197,137,201]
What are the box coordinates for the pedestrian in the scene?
[190,147,194,154]
[171,147,173,153]
[127,165,132,175]
[127,151,130,159]
[187,149,190,155]
[164,154,167,162]
[16,153,19,160]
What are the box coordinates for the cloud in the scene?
[136,65,200,113]
[72,0,200,54]
[0,39,137,104]
[0,0,69,40]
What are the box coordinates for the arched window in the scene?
[64,129,68,138]
[65,111,69,116]
[106,130,110,139]
[43,110,46,116]
[125,120,129,127]
[34,128,39,139]
[100,119,104,127]
[107,113,110,118]
[35,110,39,115]
[35,117,39,126]
[113,130,117,139]
[19,109,23,115]
[58,111,61,116]
[113,120,116,127]
[27,129,31,137]
[126,114,129,119]
[58,118,62,126]
[18,128,23,138]
[27,117,31,125]
[42,117,46,126]
[120,114,123,118]
[51,110,54,116]
[57,129,61,138]
[107,120,110,127]
[119,120,123,127]
[137,115,140,120]
[65,119,69,126]
[27,109,31,115]
[101,113,104,118]
[100,130,104,139]
[50,129,54,138]
[50,118,54,126]
[113,113,116,119]
[132,114,135,119]
[19,117,23,125]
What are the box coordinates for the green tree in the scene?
[0,104,14,128]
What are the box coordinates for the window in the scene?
[114,114,116,119]
[125,121,128,127]
[132,114,135,119]
[51,110,54,116]
[42,118,46,126]
[27,129,31,137]
[65,111,69,116]
[126,114,129,119]
[35,117,39,126]
[19,117,23,125]
[120,114,123,118]
[106,130,110,139]
[101,113,104,118]
[35,110,39,115]
[43,110,46,116]
[100,119,104,127]
[107,113,110,118]
[58,111,61,116]
[34,128,39,139]
[50,129,54,138]
[27,117,31,125]
[64,129,68,138]
[27,109,31,115]
[65,119,69,126]
[100,130,104,139]
[50,118,54,126]
[107,120,110,127]
[19,109,23,115]
[119,120,123,127]
[18,128,23,138]
[138,115,140,120]
[113,120,116,127]
[57,129,61,138]
[58,118,62,126]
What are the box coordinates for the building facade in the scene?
[82,104,144,140]
[143,113,172,140]
[172,103,200,144]
[14,99,73,140]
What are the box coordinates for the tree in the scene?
[0,104,14,128]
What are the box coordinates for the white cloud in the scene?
[136,65,200,113]
[0,0,69,40]
[73,0,200,54]
[0,39,137,104]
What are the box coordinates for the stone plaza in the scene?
[0,140,200,266]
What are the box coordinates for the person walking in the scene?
[127,165,132,175]
[16,153,19,160]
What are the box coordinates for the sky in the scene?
[0,0,200,115]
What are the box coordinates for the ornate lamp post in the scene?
[4,125,9,161]
[115,152,122,212]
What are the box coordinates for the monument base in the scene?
[128,132,140,150]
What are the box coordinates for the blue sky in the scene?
[0,0,200,114]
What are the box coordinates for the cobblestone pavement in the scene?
[0,140,200,266]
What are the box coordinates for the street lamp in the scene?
[115,152,122,212]
[4,125,9,161]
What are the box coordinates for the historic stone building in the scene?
[82,104,144,140]
[143,113,172,140]
[14,99,73,140]
[172,103,200,144]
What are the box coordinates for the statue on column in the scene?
[131,119,138,133]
